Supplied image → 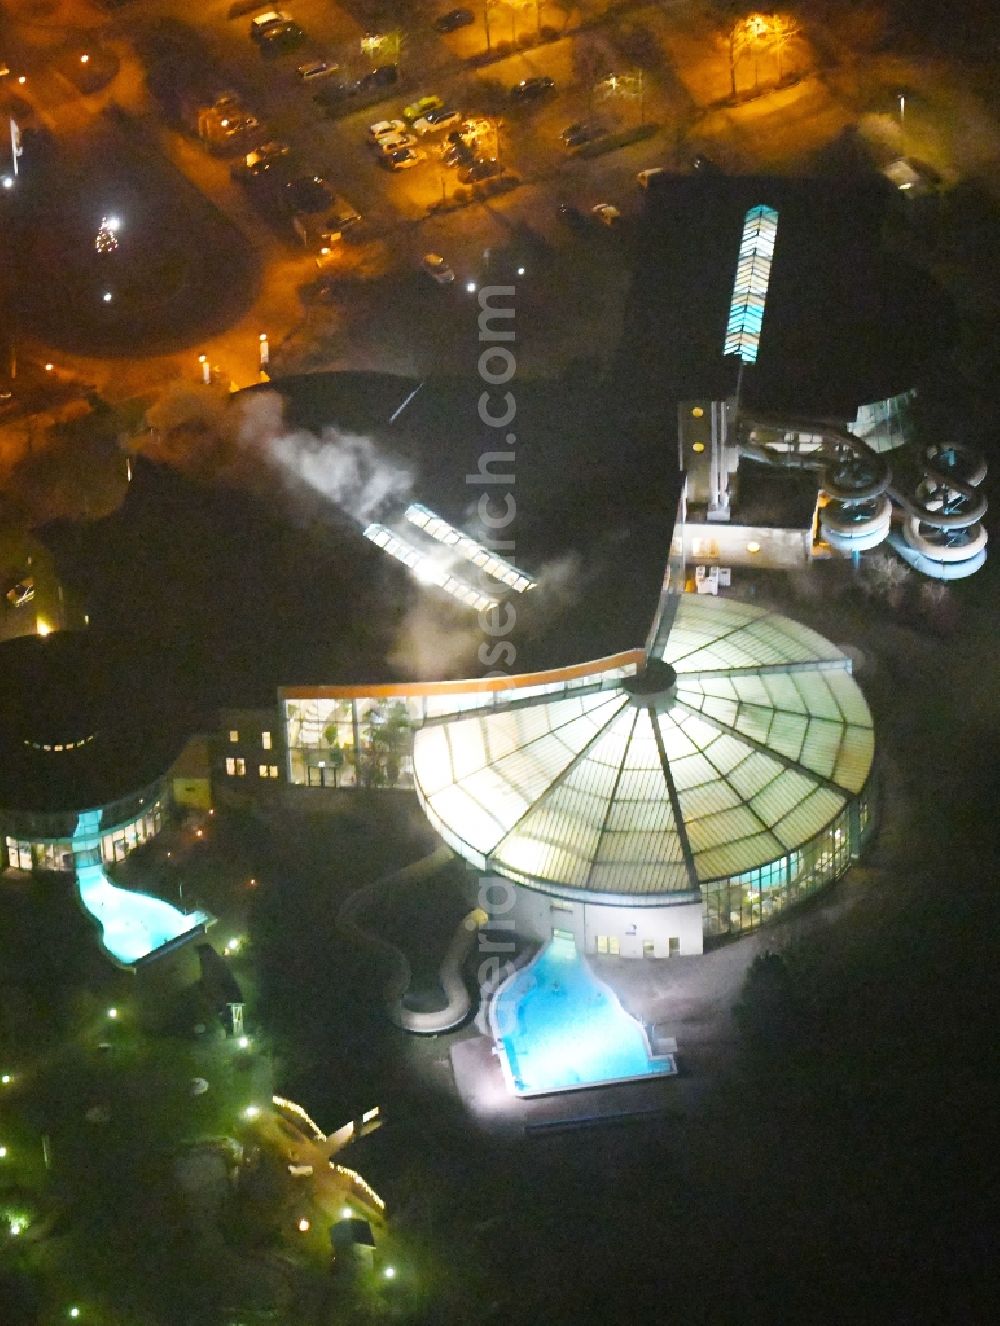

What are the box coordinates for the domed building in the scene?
[0,629,185,872]
[411,595,876,954]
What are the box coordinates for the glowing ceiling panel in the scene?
[363,523,499,613]
[404,503,536,593]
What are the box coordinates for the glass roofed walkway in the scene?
[412,596,876,943]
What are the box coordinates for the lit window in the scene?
[226,757,236,776]
[269,765,279,779]
[235,758,246,776]
[260,764,281,779]
[229,729,239,744]
[261,731,272,750]
[692,441,705,453]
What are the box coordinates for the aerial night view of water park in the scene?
[1,0,997,1321]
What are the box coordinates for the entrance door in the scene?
[668,936,680,957]
[643,940,655,958]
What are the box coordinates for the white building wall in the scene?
[683,521,812,569]
[583,897,704,957]
[481,875,705,957]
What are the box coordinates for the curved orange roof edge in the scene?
[279,649,646,701]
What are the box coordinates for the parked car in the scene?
[636,166,668,188]
[258,21,305,56]
[459,157,502,184]
[509,75,554,101]
[356,64,398,92]
[313,82,354,111]
[4,576,35,608]
[455,116,492,143]
[381,146,424,170]
[368,118,407,141]
[285,174,333,213]
[413,107,462,135]
[403,95,443,122]
[591,202,621,226]
[297,59,339,81]
[232,140,291,180]
[441,140,474,168]
[375,130,416,155]
[561,121,605,149]
[433,8,474,32]
[421,253,455,284]
[249,10,291,39]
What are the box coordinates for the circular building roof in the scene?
[412,597,874,901]
[0,630,191,815]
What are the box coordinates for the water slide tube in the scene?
[336,845,487,1034]
[739,415,987,574]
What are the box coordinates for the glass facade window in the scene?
[4,836,33,870]
[285,697,418,790]
[4,799,164,873]
[701,804,858,938]
[100,800,163,866]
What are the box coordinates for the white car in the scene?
[421,253,455,284]
[376,131,416,155]
[592,203,621,226]
[412,107,462,135]
[297,59,339,81]
[636,167,668,189]
[368,118,407,142]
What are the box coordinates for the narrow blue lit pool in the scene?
[489,934,676,1097]
[73,811,210,966]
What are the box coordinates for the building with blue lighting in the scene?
[0,630,185,873]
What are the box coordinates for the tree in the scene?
[360,703,411,788]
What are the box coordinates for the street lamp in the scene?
[728,14,795,97]
[598,70,645,128]
[896,91,906,147]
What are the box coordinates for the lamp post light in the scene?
[199,353,210,385]
[258,332,269,375]
[599,70,645,128]
[896,91,906,149]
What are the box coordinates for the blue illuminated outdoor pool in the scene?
[73,811,210,966]
[490,934,676,1097]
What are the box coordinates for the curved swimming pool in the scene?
[490,934,676,1097]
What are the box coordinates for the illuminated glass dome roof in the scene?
[412,597,874,900]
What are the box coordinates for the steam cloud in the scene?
[141,385,413,525]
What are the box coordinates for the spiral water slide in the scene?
[336,845,487,1034]
[739,415,987,577]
